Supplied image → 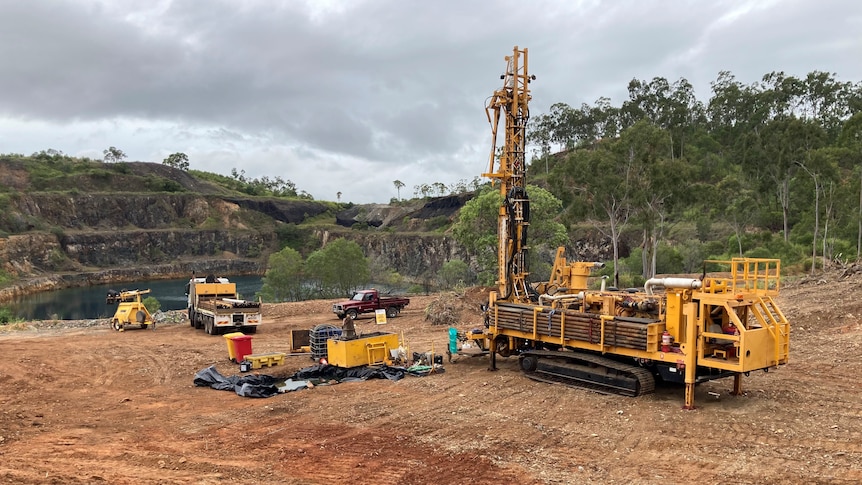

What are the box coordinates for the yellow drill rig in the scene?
[479,46,790,409]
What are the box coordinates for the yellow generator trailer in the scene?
[109,289,155,332]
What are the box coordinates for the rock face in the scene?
[0,177,618,302]
[316,230,466,277]
[61,230,273,266]
[334,193,472,229]
[6,193,331,231]
[0,188,482,300]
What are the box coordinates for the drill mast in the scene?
[483,46,534,303]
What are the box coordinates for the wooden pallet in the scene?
[245,352,286,369]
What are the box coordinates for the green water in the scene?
[5,275,263,321]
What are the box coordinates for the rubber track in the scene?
[520,350,656,397]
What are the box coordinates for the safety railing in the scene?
[701,258,781,296]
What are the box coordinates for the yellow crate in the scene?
[326,332,399,368]
[245,352,286,369]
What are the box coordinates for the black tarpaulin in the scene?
[290,363,406,381]
[193,366,280,398]
[193,363,420,399]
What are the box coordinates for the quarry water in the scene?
[6,275,264,321]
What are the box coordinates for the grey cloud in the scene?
[0,0,860,203]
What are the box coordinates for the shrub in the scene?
[0,269,12,285]
[0,307,18,325]
[143,296,161,313]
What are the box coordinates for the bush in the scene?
[0,307,17,325]
[425,216,450,232]
[437,260,474,289]
[143,296,161,313]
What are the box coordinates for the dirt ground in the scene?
[1,274,862,485]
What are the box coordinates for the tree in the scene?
[452,186,501,284]
[414,183,432,198]
[551,144,632,287]
[437,259,474,289]
[761,118,826,242]
[453,184,567,285]
[162,152,189,171]
[839,113,862,257]
[393,180,405,200]
[304,238,370,297]
[616,120,686,280]
[142,296,161,313]
[716,170,758,256]
[259,247,306,302]
[103,146,126,163]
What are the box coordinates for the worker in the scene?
[342,314,357,339]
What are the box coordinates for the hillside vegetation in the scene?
[524,71,862,282]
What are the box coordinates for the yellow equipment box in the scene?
[245,352,286,369]
[326,332,399,368]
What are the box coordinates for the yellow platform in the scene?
[245,352,286,369]
[326,332,399,368]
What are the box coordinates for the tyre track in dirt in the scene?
[2,281,862,484]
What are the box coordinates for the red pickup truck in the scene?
[332,289,410,320]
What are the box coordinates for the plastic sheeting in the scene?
[193,366,280,398]
[193,363,438,398]
[291,363,406,382]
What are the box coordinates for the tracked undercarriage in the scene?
[519,350,655,397]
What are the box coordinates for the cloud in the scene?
[0,0,859,203]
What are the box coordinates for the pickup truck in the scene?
[332,289,410,320]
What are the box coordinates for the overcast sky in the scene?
[1,0,860,203]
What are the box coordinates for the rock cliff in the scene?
[0,187,478,301]
[0,160,618,303]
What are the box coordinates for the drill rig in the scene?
[480,47,790,408]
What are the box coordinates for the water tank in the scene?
[309,324,342,360]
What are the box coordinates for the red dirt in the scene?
[1,276,861,484]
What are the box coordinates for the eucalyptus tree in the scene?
[799,71,854,140]
[162,152,189,171]
[304,238,369,297]
[393,180,405,200]
[259,247,306,302]
[617,120,688,280]
[103,146,126,163]
[621,77,704,161]
[760,118,827,242]
[716,169,759,256]
[452,185,566,286]
[550,143,631,287]
[795,151,837,274]
[838,113,862,257]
